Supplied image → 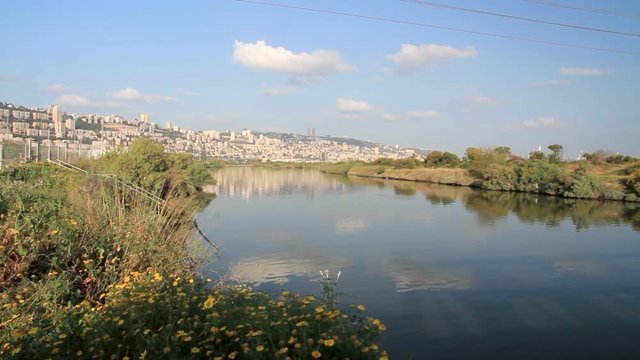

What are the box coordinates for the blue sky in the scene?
[1,0,639,157]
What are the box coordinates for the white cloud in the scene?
[534,79,572,87]
[233,40,352,76]
[523,116,558,128]
[388,43,477,74]
[56,94,92,107]
[338,98,372,113]
[107,87,175,103]
[559,67,611,77]
[408,110,440,120]
[43,83,71,93]
[466,95,500,106]
[55,94,124,109]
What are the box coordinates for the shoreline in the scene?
[318,165,640,203]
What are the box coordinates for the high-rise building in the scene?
[140,113,149,123]
[51,105,65,138]
[65,118,76,130]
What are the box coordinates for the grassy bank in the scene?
[0,140,388,359]
[319,149,640,202]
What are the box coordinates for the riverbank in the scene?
[319,159,640,203]
[0,140,388,359]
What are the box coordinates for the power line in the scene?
[233,0,640,55]
[401,0,640,38]
[521,0,640,19]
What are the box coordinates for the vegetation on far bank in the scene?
[0,139,388,359]
[320,145,640,202]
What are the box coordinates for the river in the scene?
[197,167,640,359]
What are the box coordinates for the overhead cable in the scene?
[233,0,640,55]
[402,0,640,38]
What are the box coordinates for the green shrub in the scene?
[514,159,565,194]
[481,164,516,191]
[563,163,605,199]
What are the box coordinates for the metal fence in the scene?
[0,140,101,168]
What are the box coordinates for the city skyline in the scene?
[1,1,639,156]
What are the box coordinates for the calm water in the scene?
[197,167,640,359]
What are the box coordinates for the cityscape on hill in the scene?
[0,101,417,162]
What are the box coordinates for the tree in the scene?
[529,151,546,160]
[424,151,443,167]
[547,144,563,163]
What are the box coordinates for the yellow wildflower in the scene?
[122,357,130,360]
[312,350,322,358]
[315,306,325,314]
[49,229,59,235]
[27,327,39,335]
[357,304,366,311]
[191,347,200,354]
[380,352,389,360]
[279,347,288,353]
[323,339,335,347]
[256,345,265,352]
[143,329,151,335]
[228,351,238,359]
[203,295,218,309]
[295,321,309,327]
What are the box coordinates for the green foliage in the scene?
[562,163,604,199]
[393,156,421,169]
[580,149,631,165]
[547,144,563,163]
[481,164,517,191]
[424,151,460,168]
[465,147,509,177]
[514,159,566,194]
[528,151,546,160]
[100,138,213,197]
[625,171,640,196]
[318,161,363,175]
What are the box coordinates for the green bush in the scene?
[563,166,604,199]
[514,159,565,194]
[481,164,516,191]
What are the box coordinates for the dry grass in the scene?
[348,166,476,186]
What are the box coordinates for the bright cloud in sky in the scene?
[523,116,558,128]
[107,87,175,103]
[43,83,71,93]
[388,44,477,74]
[408,110,440,119]
[559,67,611,77]
[56,94,91,107]
[233,40,352,76]
[338,98,372,113]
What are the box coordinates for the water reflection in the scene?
[386,258,473,292]
[229,251,348,285]
[214,168,639,231]
[200,168,640,359]
[213,167,350,199]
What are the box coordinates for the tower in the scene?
[51,105,65,138]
